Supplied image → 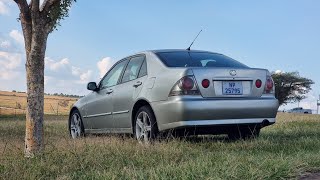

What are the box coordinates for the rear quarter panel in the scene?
[143,52,188,102]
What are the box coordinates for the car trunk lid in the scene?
[191,68,268,98]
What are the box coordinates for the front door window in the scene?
[100,60,128,89]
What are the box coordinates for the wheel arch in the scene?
[131,99,157,133]
[69,106,80,119]
[69,106,85,133]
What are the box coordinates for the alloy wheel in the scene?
[135,111,152,143]
[70,113,82,138]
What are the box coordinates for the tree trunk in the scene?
[24,21,48,157]
[14,0,75,157]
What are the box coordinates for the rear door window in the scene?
[138,59,147,78]
[121,55,145,83]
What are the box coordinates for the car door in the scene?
[83,59,128,131]
[112,55,148,131]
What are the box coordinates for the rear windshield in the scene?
[155,51,248,68]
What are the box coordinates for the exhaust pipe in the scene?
[261,119,270,127]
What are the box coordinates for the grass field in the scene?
[0,91,77,115]
[0,113,320,179]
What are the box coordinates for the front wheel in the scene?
[134,106,158,144]
[69,110,85,139]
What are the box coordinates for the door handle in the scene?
[106,89,113,94]
[133,81,142,87]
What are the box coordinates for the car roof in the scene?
[148,49,222,55]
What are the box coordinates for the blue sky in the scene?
[0,0,319,111]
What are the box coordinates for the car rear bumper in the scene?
[150,96,279,131]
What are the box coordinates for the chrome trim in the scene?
[212,77,253,81]
[112,110,129,115]
[84,110,129,118]
[161,118,275,130]
[83,112,111,118]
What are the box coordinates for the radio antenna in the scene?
[186,29,202,51]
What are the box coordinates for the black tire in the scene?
[69,109,85,138]
[228,125,260,140]
[134,106,158,143]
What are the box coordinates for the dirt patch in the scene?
[299,173,320,180]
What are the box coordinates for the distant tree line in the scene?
[12,90,83,98]
[44,92,84,98]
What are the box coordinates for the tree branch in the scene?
[13,0,32,53]
[13,0,29,12]
[43,0,61,33]
[30,0,40,12]
[40,0,60,12]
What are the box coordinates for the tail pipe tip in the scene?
[261,119,270,127]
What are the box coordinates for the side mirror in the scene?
[87,82,98,91]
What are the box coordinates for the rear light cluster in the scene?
[169,76,200,96]
[202,79,210,88]
[264,76,274,94]
[255,79,262,88]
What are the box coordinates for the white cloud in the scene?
[79,70,92,84]
[42,56,116,94]
[0,30,24,81]
[0,1,9,15]
[43,78,89,95]
[0,40,11,49]
[43,57,94,94]
[0,28,115,95]
[0,69,20,80]
[0,51,21,80]
[0,51,21,70]
[274,70,283,74]
[97,57,115,78]
[45,57,93,86]
[9,30,24,45]
[45,57,69,71]
[71,66,81,76]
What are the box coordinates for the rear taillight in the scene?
[202,79,210,88]
[255,79,262,88]
[264,76,274,94]
[181,77,194,90]
[169,75,200,96]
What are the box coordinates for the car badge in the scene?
[230,70,237,76]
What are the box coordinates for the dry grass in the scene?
[0,91,77,115]
[0,113,320,179]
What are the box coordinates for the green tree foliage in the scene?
[272,71,314,105]
[46,0,77,32]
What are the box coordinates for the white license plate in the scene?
[222,81,243,95]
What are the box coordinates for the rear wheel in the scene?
[134,106,158,144]
[69,110,85,139]
[228,125,260,140]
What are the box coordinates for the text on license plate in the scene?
[222,81,243,95]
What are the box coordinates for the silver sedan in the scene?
[69,49,279,143]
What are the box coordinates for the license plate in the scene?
[222,81,243,95]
